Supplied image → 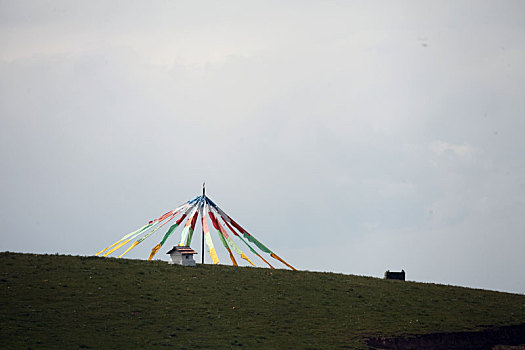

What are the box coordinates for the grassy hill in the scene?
[1,252,524,349]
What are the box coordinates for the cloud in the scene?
[430,141,475,157]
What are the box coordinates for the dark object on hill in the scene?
[385,270,405,281]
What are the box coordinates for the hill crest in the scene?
[1,252,524,349]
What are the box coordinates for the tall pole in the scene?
[202,182,205,265]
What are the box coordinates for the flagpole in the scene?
[202,182,205,265]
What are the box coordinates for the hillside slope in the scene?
[1,252,524,349]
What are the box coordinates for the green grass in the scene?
[1,252,524,349]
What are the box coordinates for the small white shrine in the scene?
[166,246,198,266]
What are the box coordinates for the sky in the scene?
[1,1,524,294]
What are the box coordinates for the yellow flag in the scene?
[103,240,129,257]
[209,247,219,264]
[241,253,255,266]
[148,243,162,261]
[96,240,121,256]
[118,241,139,258]
[227,249,238,266]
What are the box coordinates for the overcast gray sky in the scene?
[1,1,524,293]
